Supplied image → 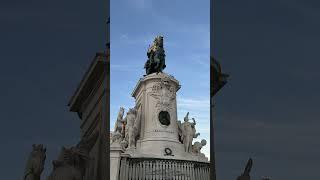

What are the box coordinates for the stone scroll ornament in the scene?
[149,74,176,112]
[178,112,200,153]
[47,132,99,180]
[24,144,46,180]
[144,36,166,75]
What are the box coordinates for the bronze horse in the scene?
[144,36,166,75]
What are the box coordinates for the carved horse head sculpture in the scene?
[24,144,46,180]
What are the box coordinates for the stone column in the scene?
[110,143,124,180]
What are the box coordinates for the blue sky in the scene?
[110,0,210,158]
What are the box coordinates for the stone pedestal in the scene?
[110,143,125,180]
[131,73,187,158]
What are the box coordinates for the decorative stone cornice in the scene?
[131,72,180,98]
[68,52,108,117]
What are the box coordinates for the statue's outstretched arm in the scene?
[192,118,196,125]
[184,112,189,121]
[194,133,200,138]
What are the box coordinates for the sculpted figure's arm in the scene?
[194,133,200,138]
[184,112,189,122]
[192,118,196,125]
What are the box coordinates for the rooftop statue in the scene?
[47,132,99,180]
[236,158,253,180]
[144,36,166,75]
[24,144,46,180]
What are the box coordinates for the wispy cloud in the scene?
[110,64,141,72]
[117,33,178,49]
[190,54,210,68]
[177,97,210,109]
[117,33,154,47]
[147,13,210,50]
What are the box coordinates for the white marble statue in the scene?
[180,112,200,153]
[24,144,46,180]
[111,107,125,144]
[192,139,207,155]
[124,107,139,149]
[113,107,125,134]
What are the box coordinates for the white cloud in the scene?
[148,13,210,50]
[190,54,210,68]
[118,33,176,48]
[116,33,156,47]
[110,64,141,72]
[120,33,129,40]
[177,97,210,110]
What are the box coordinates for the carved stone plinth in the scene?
[131,73,185,157]
[110,143,125,180]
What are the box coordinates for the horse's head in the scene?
[154,35,163,47]
[24,144,46,179]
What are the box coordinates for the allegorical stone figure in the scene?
[111,107,125,144]
[144,36,166,75]
[113,107,125,134]
[24,144,46,180]
[192,139,207,155]
[124,107,138,149]
[180,112,200,153]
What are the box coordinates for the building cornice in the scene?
[68,52,109,116]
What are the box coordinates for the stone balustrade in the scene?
[118,157,210,180]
